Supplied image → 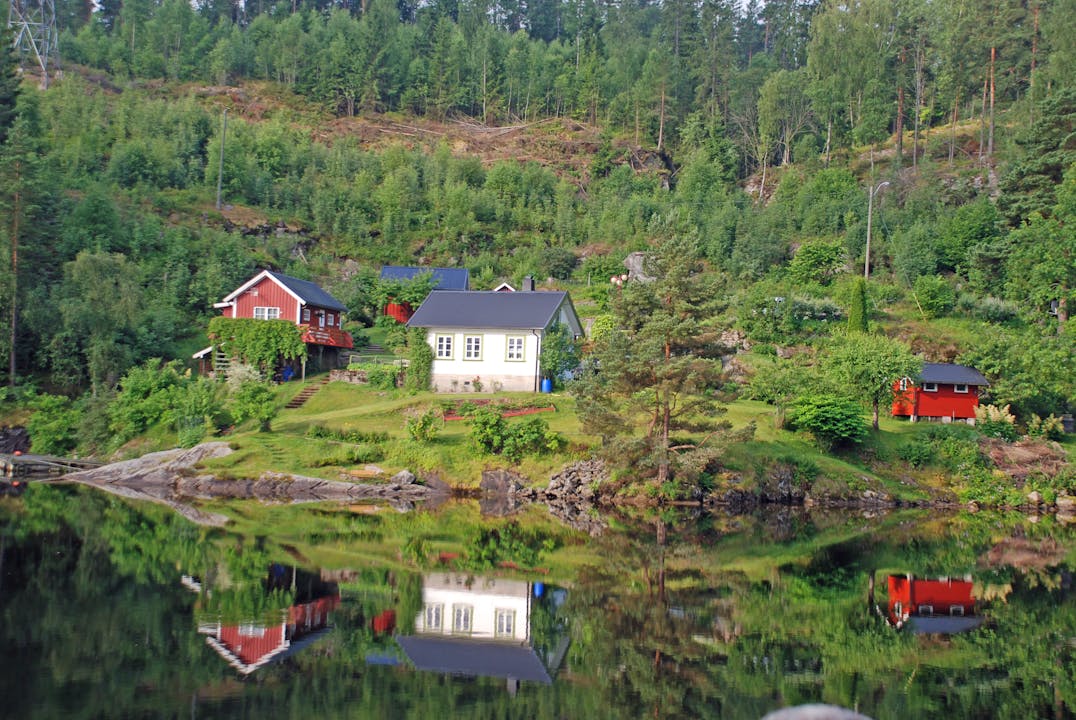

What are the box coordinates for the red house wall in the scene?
[888,576,975,615]
[218,624,287,666]
[892,383,981,420]
[384,302,413,323]
[232,277,301,323]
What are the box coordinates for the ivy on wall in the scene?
[208,318,307,371]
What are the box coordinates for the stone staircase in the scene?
[285,376,329,409]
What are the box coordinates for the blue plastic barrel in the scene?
[540,378,553,393]
[533,582,545,598]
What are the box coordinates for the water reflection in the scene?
[194,565,340,674]
[883,574,985,634]
[396,573,569,689]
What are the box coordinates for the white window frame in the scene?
[253,306,281,321]
[464,335,483,361]
[424,603,443,631]
[318,312,326,327]
[898,377,910,391]
[495,608,515,638]
[327,313,335,327]
[436,335,454,359]
[302,308,311,322]
[506,336,525,362]
[922,382,938,392]
[452,604,473,634]
[954,383,969,394]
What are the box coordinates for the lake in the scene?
[1,484,1073,719]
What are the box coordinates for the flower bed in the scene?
[441,399,557,421]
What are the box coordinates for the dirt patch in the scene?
[983,438,1069,480]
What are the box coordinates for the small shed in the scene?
[892,363,989,424]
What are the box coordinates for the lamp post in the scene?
[864,180,890,279]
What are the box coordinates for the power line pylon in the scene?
[7,0,58,88]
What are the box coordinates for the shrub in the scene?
[366,365,399,390]
[405,328,434,392]
[230,380,277,432]
[1026,413,1065,441]
[913,275,956,318]
[469,407,507,454]
[955,294,1020,323]
[897,442,936,469]
[27,394,82,455]
[786,394,868,450]
[469,410,563,462]
[406,410,441,443]
[975,403,1018,442]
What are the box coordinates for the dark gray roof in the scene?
[396,636,553,684]
[267,271,347,312]
[907,615,985,635]
[380,266,470,290]
[407,291,569,330]
[919,363,989,386]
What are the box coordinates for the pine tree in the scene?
[847,277,870,333]
[572,230,728,488]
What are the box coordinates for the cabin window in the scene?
[506,336,525,361]
[452,605,473,633]
[922,382,938,392]
[954,383,969,393]
[238,623,267,637]
[495,609,516,637]
[464,335,482,360]
[424,604,443,631]
[302,308,310,322]
[898,377,910,391]
[254,306,280,320]
[327,314,334,327]
[436,335,453,359]
[318,312,325,327]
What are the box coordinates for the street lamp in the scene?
[864,180,890,279]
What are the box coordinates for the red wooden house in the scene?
[886,574,983,634]
[201,270,354,372]
[379,266,470,323]
[891,363,989,424]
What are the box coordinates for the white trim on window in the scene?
[506,335,525,362]
[424,603,443,631]
[954,383,969,393]
[303,308,311,322]
[464,335,482,361]
[922,382,938,392]
[253,306,281,320]
[495,608,515,637]
[436,335,454,359]
[452,604,473,634]
[898,377,910,391]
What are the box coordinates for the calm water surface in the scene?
[1,485,1074,719]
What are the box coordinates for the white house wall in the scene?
[426,328,543,392]
[414,574,531,642]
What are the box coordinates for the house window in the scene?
[954,383,969,393]
[436,335,454,359]
[318,312,325,327]
[506,336,525,362]
[495,609,515,638]
[303,308,311,322]
[452,605,473,633]
[238,623,267,637]
[898,377,910,391]
[327,314,335,327]
[253,306,281,320]
[922,382,938,392]
[464,335,482,360]
[424,604,443,631]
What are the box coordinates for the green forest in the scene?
[0,0,1074,479]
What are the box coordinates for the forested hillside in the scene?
[0,0,1074,462]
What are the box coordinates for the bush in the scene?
[406,410,441,443]
[786,394,868,450]
[955,294,1020,323]
[1026,413,1065,441]
[469,409,563,462]
[913,275,956,318]
[897,441,936,469]
[405,328,434,392]
[27,394,82,455]
[230,380,277,432]
[366,365,399,390]
[469,407,507,454]
[975,403,1018,442]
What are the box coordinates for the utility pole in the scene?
[864,180,890,279]
[7,0,57,88]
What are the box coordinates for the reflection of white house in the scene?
[406,279,583,393]
[397,573,568,687]
[415,574,531,642]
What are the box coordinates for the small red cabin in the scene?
[886,574,983,634]
[892,362,989,424]
[199,270,354,373]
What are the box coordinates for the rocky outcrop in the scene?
[517,460,609,535]
[64,442,447,524]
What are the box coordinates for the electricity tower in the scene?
[7,0,58,88]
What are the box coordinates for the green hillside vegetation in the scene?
[0,0,1074,504]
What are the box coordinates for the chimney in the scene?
[522,276,535,292]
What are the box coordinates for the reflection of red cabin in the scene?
[203,594,341,675]
[886,575,983,634]
[892,363,989,423]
